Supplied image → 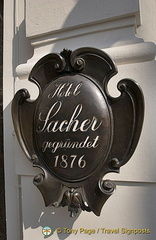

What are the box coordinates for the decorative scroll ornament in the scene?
[12,48,144,217]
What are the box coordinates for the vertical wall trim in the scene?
[3,0,22,239]
[0,0,6,238]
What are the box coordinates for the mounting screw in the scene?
[102,180,114,191]
[55,63,60,70]
[31,154,38,164]
[111,158,120,168]
[118,82,127,92]
[33,173,44,185]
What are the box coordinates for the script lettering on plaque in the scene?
[34,75,112,181]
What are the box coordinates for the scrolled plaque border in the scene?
[12,47,144,217]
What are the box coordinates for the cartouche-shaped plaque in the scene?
[12,48,144,217]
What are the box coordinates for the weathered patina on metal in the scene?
[12,47,144,217]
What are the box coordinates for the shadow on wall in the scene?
[51,0,142,53]
[21,176,82,239]
[12,20,33,77]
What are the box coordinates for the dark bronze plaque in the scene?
[34,74,111,182]
[12,48,144,217]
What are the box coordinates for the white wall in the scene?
[3,0,156,239]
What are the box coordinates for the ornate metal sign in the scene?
[12,47,144,217]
